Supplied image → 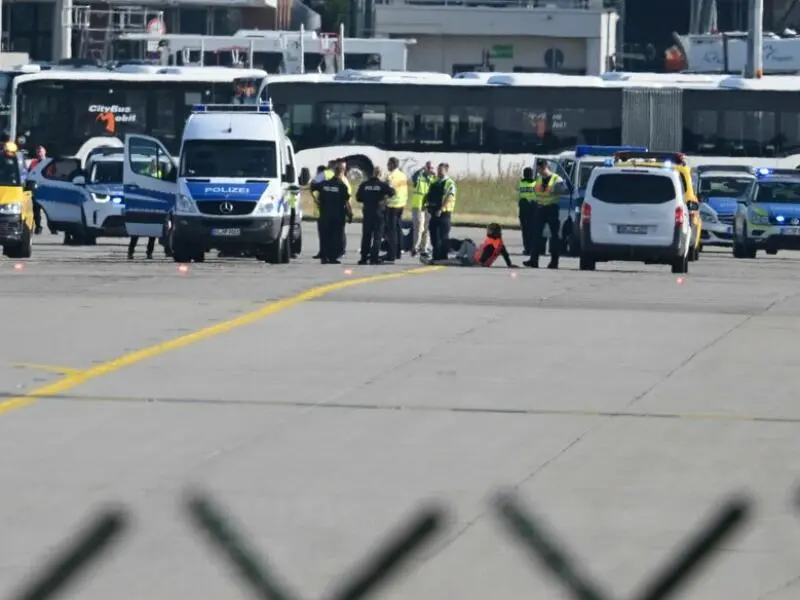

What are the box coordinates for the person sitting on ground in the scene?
[422,223,517,267]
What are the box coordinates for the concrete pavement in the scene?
[0,224,799,600]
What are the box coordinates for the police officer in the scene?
[311,165,328,259]
[518,166,536,256]
[384,157,408,261]
[336,160,352,257]
[524,159,565,269]
[425,163,457,261]
[310,164,352,264]
[410,161,435,257]
[287,184,301,258]
[356,166,395,265]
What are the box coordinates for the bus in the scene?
[0,64,53,137]
[249,70,800,179]
[9,65,268,159]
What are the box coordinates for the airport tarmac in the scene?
[1,223,799,600]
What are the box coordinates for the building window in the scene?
[178,8,209,34]
[212,8,242,35]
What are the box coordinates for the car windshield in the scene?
[0,154,21,186]
[591,173,677,204]
[90,161,122,184]
[753,181,800,203]
[181,140,278,179]
[699,176,753,199]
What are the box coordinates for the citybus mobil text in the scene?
[88,105,137,122]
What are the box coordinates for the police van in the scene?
[121,101,308,264]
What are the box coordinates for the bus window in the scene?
[551,108,620,147]
[448,106,487,151]
[493,107,548,152]
[0,72,14,134]
[320,103,386,146]
[152,89,177,146]
[391,105,446,147]
[74,85,147,140]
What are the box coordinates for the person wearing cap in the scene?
[524,160,565,269]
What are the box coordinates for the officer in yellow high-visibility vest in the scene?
[336,160,352,258]
[517,166,536,256]
[410,161,435,257]
[287,185,301,258]
[425,162,457,260]
[524,159,565,269]
[383,156,408,262]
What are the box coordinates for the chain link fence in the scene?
[8,484,792,600]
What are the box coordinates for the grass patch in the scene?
[300,175,520,227]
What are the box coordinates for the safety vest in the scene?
[533,174,561,206]
[411,170,433,210]
[323,168,334,180]
[441,177,456,212]
[386,169,409,209]
[518,179,536,202]
[287,189,299,209]
[474,237,503,267]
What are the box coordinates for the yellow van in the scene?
[0,150,34,259]
[614,151,702,261]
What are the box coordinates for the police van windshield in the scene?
[591,173,676,204]
[89,161,123,184]
[0,154,21,186]
[180,140,278,179]
[699,176,753,199]
[754,181,800,203]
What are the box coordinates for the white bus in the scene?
[9,66,268,159]
[244,70,800,178]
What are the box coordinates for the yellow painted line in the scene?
[10,362,83,376]
[0,266,443,416]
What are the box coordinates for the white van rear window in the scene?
[591,173,676,204]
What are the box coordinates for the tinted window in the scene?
[90,161,123,184]
[181,140,278,179]
[699,176,753,198]
[754,181,800,203]
[578,164,598,188]
[591,173,676,204]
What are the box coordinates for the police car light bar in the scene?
[614,151,686,165]
[192,101,273,113]
[574,145,648,158]
[755,167,800,178]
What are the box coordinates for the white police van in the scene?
[122,101,307,264]
[26,146,163,245]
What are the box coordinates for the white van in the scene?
[577,165,696,273]
[121,101,309,264]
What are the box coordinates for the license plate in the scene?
[617,225,648,234]
[211,228,240,237]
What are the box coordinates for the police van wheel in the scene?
[261,240,282,264]
[280,237,291,264]
[671,253,689,274]
[766,248,778,255]
[578,254,596,271]
[193,252,205,263]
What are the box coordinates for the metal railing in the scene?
[11,483,798,600]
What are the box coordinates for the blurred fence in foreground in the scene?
[10,487,788,600]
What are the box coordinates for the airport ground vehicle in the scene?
[0,150,34,258]
[695,165,755,247]
[613,150,702,261]
[732,168,800,258]
[124,102,305,264]
[577,165,695,274]
[250,70,800,179]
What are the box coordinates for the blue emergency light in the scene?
[574,145,648,158]
[191,101,273,114]
[756,167,771,177]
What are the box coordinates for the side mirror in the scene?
[24,179,36,192]
[72,175,86,185]
[686,200,699,211]
[283,164,296,183]
[298,167,310,186]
